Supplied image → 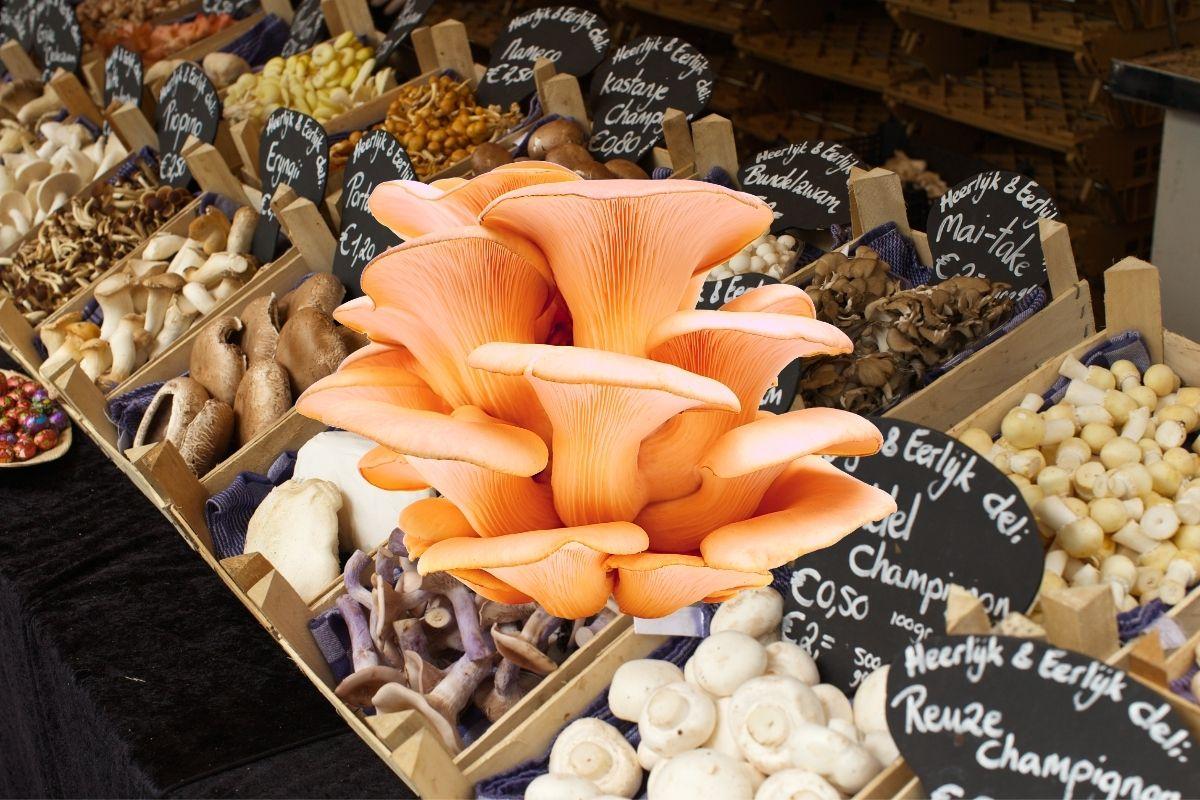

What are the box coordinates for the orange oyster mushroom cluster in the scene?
[297,162,897,619]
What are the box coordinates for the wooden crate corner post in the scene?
[1040,584,1119,660]
[0,296,43,373]
[182,135,253,207]
[127,440,214,551]
[0,41,40,82]
[320,0,375,37]
[1038,217,1079,299]
[661,107,696,178]
[535,60,589,133]
[848,166,909,240]
[691,114,738,187]
[1104,257,1164,363]
[272,182,337,271]
[45,360,119,449]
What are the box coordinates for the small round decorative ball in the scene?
[19,381,39,397]
[13,440,38,461]
[22,414,49,434]
[33,428,58,451]
[0,432,15,445]
[29,387,49,403]
[0,443,13,463]
[48,409,69,431]
[0,394,14,412]
[12,398,31,413]
[5,375,24,390]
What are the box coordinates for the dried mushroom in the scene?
[0,177,190,322]
[798,248,1014,414]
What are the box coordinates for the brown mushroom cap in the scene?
[604,159,649,180]
[134,375,210,448]
[142,272,186,292]
[240,293,281,364]
[189,316,246,406]
[275,307,349,395]
[232,360,291,447]
[279,273,346,319]
[178,398,234,476]
[527,119,586,160]
[335,666,409,708]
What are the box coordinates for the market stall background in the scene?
[0,0,1199,798]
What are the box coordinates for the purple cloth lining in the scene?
[1042,330,1150,408]
[1117,599,1167,643]
[1171,666,1199,704]
[309,608,354,684]
[474,629,709,800]
[106,379,166,451]
[220,13,290,66]
[204,450,297,559]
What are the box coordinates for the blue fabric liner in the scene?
[473,626,710,800]
[309,608,354,684]
[1042,330,1151,408]
[1117,598,1167,643]
[204,450,297,559]
[106,379,166,451]
[220,13,290,66]
[1171,666,1198,704]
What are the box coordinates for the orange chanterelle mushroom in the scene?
[298,167,896,618]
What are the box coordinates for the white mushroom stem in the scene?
[1041,417,1076,445]
[212,276,242,302]
[168,242,206,275]
[143,233,187,260]
[1141,505,1180,540]
[1075,405,1113,426]
[105,315,145,383]
[1122,406,1151,441]
[1056,438,1092,471]
[1065,380,1106,408]
[1160,558,1197,605]
[1019,392,1044,411]
[1072,563,1100,587]
[1157,420,1187,449]
[1059,354,1089,382]
[40,335,85,376]
[152,299,198,356]
[187,252,254,286]
[1044,549,1069,577]
[182,282,218,315]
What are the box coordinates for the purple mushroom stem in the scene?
[422,573,493,660]
[385,528,408,558]
[336,593,379,672]
[375,548,397,583]
[393,617,431,661]
[343,550,373,608]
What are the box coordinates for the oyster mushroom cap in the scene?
[189,315,246,405]
[276,306,349,395]
[548,718,642,798]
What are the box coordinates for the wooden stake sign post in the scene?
[587,34,714,162]
[252,108,330,262]
[477,5,610,107]
[927,171,1060,299]
[157,62,222,187]
[332,129,414,296]
[781,419,1044,692]
[739,141,862,232]
[887,635,1200,799]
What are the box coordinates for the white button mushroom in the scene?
[691,631,768,697]
[852,667,890,736]
[638,682,717,761]
[785,723,883,794]
[646,749,753,800]
[729,676,825,774]
[810,684,853,726]
[753,769,840,800]
[524,774,601,800]
[763,641,819,686]
[710,587,784,640]
[608,660,685,722]
[701,697,741,760]
[548,719,642,798]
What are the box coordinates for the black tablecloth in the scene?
[0,357,416,799]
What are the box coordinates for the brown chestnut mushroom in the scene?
[278,273,346,319]
[275,307,349,395]
[545,143,594,172]
[190,316,246,406]
[240,293,281,364]
[527,119,586,160]
[335,665,409,708]
[177,399,234,476]
[134,376,211,449]
[232,360,291,447]
[471,142,514,174]
[605,159,649,180]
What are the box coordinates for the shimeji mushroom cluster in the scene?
[297,163,896,619]
[958,355,1200,610]
[525,587,896,800]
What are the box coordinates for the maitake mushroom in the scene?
[799,247,1014,414]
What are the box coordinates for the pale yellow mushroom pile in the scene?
[223,33,387,126]
[958,355,1200,611]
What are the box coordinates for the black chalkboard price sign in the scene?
[478,6,610,108]
[780,418,1043,693]
[740,141,860,232]
[888,635,1200,800]
[695,272,797,413]
[252,108,330,262]
[333,129,414,297]
[104,45,143,108]
[281,0,327,58]
[0,0,34,52]
[156,62,221,187]
[374,0,436,65]
[588,35,712,161]
[927,170,1059,300]
[33,0,81,81]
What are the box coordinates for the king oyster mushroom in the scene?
[244,478,342,602]
[190,316,247,406]
[134,376,211,449]
[275,306,349,394]
[233,360,291,447]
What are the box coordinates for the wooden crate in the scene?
[781,166,1096,432]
